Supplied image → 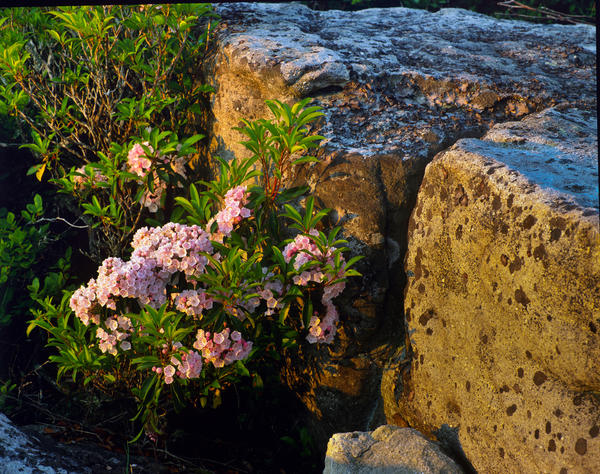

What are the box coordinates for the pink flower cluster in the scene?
[283,229,321,271]
[127,142,188,213]
[174,350,203,380]
[68,215,257,374]
[152,342,203,384]
[214,272,284,322]
[307,303,338,344]
[193,328,252,368]
[72,165,108,189]
[213,185,251,235]
[69,283,101,326]
[131,223,213,280]
[127,143,152,177]
[70,223,214,326]
[283,229,346,344]
[69,255,167,324]
[96,315,133,355]
[257,277,284,316]
[175,289,214,318]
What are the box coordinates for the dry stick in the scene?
[100,45,114,146]
[34,77,84,160]
[13,76,46,133]
[154,447,248,473]
[34,62,82,160]
[65,84,89,149]
[76,91,101,155]
[34,216,89,229]
[62,108,99,160]
[118,199,144,249]
[497,0,595,25]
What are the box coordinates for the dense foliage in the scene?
[28,99,360,440]
[0,4,217,260]
[0,195,48,326]
[0,5,360,465]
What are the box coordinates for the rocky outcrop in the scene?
[385,106,599,473]
[324,425,465,473]
[0,413,165,473]
[206,2,596,449]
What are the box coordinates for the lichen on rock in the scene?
[205,1,597,462]
[390,106,599,473]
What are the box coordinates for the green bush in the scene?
[0,4,217,260]
[0,194,48,326]
[28,99,362,441]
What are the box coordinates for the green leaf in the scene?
[235,360,250,377]
[345,255,365,269]
[303,196,314,229]
[302,297,313,329]
[283,204,303,226]
[292,156,319,165]
[252,373,263,390]
[344,269,362,277]
[278,303,290,324]
[33,194,42,211]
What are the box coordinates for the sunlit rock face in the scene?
[324,425,464,474]
[206,1,596,453]
[388,106,599,473]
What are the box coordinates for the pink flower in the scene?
[194,328,252,368]
[126,143,187,213]
[72,165,108,189]
[176,351,203,379]
[118,316,132,330]
[175,289,214,317]
[127,143,153,178]
[164,365,176,384]
[212,186,252,236]
[281,229,347,344]
[306,303,338,344]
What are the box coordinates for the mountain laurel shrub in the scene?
[28,99,362,440]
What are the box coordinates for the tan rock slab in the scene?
[387,106,599,473]
[324,425,464,474]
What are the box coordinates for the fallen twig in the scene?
[497,0,595,25]
[34,216,89,229]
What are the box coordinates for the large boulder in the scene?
[206,2,596,446]
[385,105,599,472]
[324,425,465,474]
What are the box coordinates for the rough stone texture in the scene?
[324,425,464,473]
[206,2,596,448]
[208,3,595,161]
[0,413,166,473]
[385,106,599,473]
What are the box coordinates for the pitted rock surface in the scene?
[209,3,595,161]
[386,106,599,473]
[206,2,597,448]
[324,425,464,474]
[482,106,598,209]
